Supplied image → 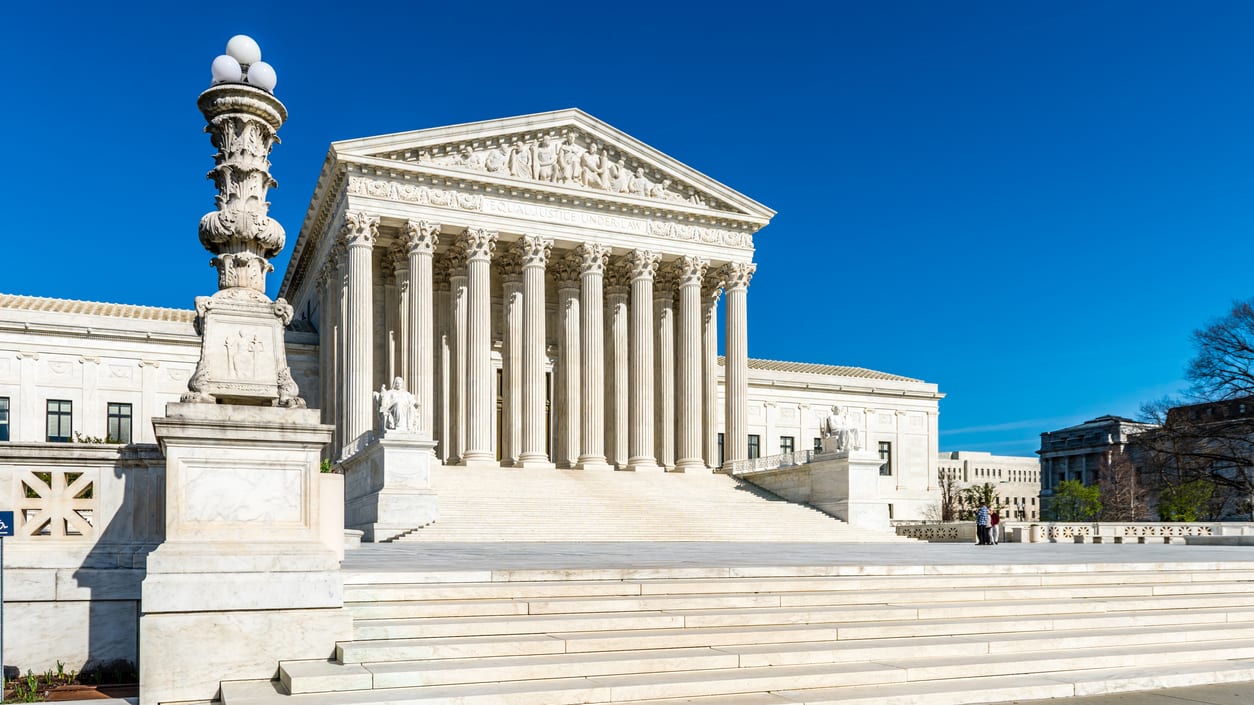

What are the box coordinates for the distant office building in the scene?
[1038,415,1156,496]
[938,451,1042,520]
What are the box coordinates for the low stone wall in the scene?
[0,443,164,673]
[895,521,1254,544]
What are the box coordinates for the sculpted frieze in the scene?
[346,175,753,251]
[396,129,733,212]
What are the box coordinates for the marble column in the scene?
[675,256,709,472]
[340,211,377,457]
[382,254,399,382]
[721,262,755,471]
[576,243,611,470]
[391,245,411,387]
[447,252,468,464]
[654,264,677,470]
[315,269,331,428]
[702,278,723,470]
[626,249,661,472]
[403,220,438,439]
[458,227,498,466]
[334,244,349,456]
[554,253,581,469]
[604,261,630,469]
[516,235,554,469]
[499,251,524,466]
[433,259,451,462]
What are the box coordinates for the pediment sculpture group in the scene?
[427,134,712,208]
[819,405,863,452]
[374,377,419,436]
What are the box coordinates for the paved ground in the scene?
[986,681,1254,704]
[344,541,1254,573]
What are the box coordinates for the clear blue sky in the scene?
[4,1,1252,456]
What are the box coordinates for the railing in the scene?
[729,449,815,476]
[895,521,1254,543]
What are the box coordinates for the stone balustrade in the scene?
[895,521,1254,544]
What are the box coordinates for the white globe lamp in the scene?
[225,35,262,66]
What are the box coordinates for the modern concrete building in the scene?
[938,450,1042,520]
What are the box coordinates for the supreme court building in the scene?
[0,109,944,517]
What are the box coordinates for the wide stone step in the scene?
[223,651,1254,705]
[344,580,1224,620]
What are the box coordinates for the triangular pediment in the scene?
[331,109,774,220]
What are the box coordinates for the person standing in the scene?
[990,510,1001,545]
[976,503,991,545]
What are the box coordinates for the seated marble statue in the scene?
[374,377,419,435]
[819,405,862,452]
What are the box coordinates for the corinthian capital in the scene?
[721,261,756,290]
[455,227,498,261]
[625,249,660,281]
[515,235,553,268]
[552,252,582,286]
[403,220,440,255]
[340,211,379,248]
[675,255,709,287]
[576,243,610,276]
[604,257,631,293]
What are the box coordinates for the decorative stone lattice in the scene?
[16,469,95,538]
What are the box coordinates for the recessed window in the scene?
[878,441,892,476]
[780,436,794,454]
[46,400,72,443]
[717,433,724,467]
[813,437,822,452]
[748,434,761,460]
[107,402,133,444]
[0,397,9,442]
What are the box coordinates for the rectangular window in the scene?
[718,433,725,467]
[0,397,9,441]
[46,400,72,443]
[748,434,761,460]
[780,436,795,454]
[878,440,892,476]
[813,437,822,452]
[107,402,133,444]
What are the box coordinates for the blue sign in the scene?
[0,511,13,537]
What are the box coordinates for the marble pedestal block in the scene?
[141,403,350,705]
[808,450,890,532]
[183,290,302,407]
[340,434,440,542]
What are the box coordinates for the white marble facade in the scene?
[280,110,772,471]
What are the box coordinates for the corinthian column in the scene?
[626,249,661,472]
[340,211,377,457]
[516,235,555,469]
[315,269,331,426]
[457,228,499,466]
[335,244,349,455]
[702,277,724,470]
[447,251,468,464]
[433,258,451,462]
[576,243,611,470]
[382,254,398,382]
[499,250,524,466]
[654,265,677,470]
[403,220,439,439]
[675,256,709,472]
[391,245,411,386]
[604,261,630,469]
[553,254,581,468]
[721,262,756,471]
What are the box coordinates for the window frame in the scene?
[779,436,795,454]
[878,440,892,476]
[46,399,72,443]
[0,396,9,442]
[107,401,133,444]
[747,434,761,460]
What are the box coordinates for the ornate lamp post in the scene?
[183,35,303,407]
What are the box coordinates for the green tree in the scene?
[1048,480,1102,521]
[1157,479,1214,522]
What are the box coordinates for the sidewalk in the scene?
[984,681,1254,704]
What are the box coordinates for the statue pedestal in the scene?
[340,433,440,542]
[809,450,890,532]
[140,403,350,704]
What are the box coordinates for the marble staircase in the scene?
[220,561,1254,705]
[391,466,907,542]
